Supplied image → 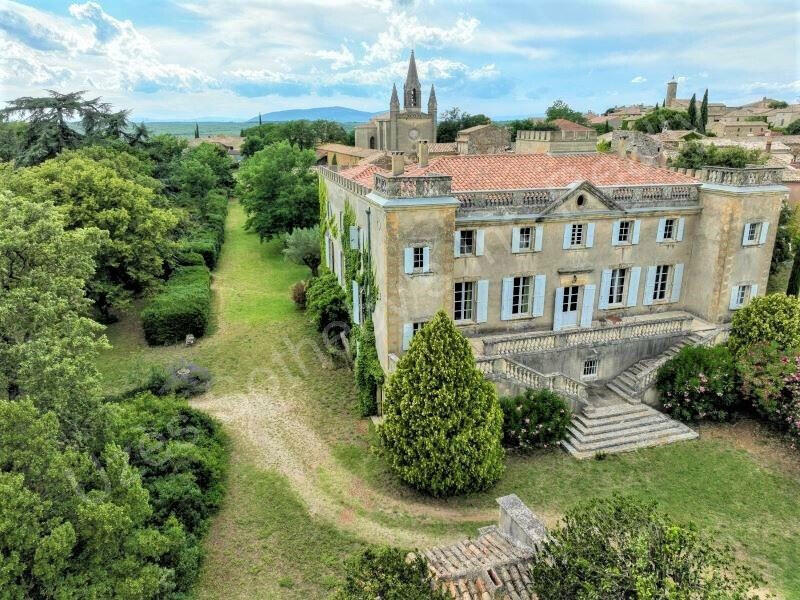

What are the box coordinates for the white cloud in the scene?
[310,44,355,70]
[630,75,647,84]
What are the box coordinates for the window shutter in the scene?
[501,277,513,321]
[511,227,521,253]
[403,247,413,274]
[349,226,359,249]
[422,246,430,273]
[534,225,543,252]
[586,223,595,248]
[750,283,759,300]
[742,223,752,246]
[676,217,685,241]
[554,287,564,331]
[562,224,571,249]
[632,220,641,245]
[352,280,360,325]
[611,221,621,246]
[532,274,546,317]
[657,218,666,242]
[580,284,596,328]
[599,269,612,309]
[475,230,485,256]
[758,222,770,245]
[402,323,413,350]
[643,266,656,306]
[627,266,641,307]
[729,286,740,310]
[454,231,461,257]
[476,280,489,323]
[670,263,684,303]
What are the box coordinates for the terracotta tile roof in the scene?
[551,118,593,132]
[429,142,457,154]
[337,163,384,187]
[316,143,380,158]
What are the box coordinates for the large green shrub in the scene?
[499,389,571,451]
[306,272,350,332]
[656,344,737,422]
[737,342,799,421]
[331,546,447,600]
[529,495,763,599]
[353,320,384,417]
[378,310,504,497]
[729,294,800,355]
[141,266,212,345]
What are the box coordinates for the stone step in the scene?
[606,381,638,402]
[569,413,664,436]
[567,419,678,444]
[583,402,650,418]
[566,422,695,453]
[562,429,698,459]
[575,409,653,429]
[618,371,638,386]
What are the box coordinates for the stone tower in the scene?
[666,77,678,107]
[404,50,422,112]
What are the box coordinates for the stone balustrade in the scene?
[667,165,784,187]
[318,166,370,197]
[517,129,596,142]
[373,173,452,198]
[477,356,588,403]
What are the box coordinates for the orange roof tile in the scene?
[551,118,594,132]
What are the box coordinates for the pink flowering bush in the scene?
[499,389,572,451]
[656,345,737,422]
[778,371,800,450]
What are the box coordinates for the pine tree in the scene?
[687,94,697,129]
[194,122,199,138]
[700,89,709,134]
[378,310,505,497]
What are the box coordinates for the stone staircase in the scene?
[562,401,698,459]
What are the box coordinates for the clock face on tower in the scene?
[408,128,419,140]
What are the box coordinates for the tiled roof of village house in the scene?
[429,142,458,154]
[338,153,698,192]
[551,118,594,132]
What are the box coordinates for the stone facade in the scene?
[515,125,597,154]
[456,123,510,155]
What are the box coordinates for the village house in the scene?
[515,119,597,154]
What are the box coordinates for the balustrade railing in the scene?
[318,166,370,197]
[373,173,452,198]
[477,357,588,402]
[667,165,784,187]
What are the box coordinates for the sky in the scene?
[0,0,798,121]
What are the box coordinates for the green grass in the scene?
[97,201,800,599]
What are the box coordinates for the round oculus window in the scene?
[576,194,586,206]
[408,128,419,140]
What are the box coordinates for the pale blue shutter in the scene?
[676,217,685,241]
[422,246,430,273]
[352,280,360,325]
[670,263,684,303]
[554,287,564,331]
[742,223,751,246]
[611,221,621,246]
[598,269,612,309]
[627,267,641,307]
[586,223,595,248]
[750,283,759,299]
[511,228,520,253]
[563,224,572,249]
[532,274,546,317]
[632,220,641,244]
[475,230,485,256]
[643,266,656,306]
[580,284,596,328]
[759,222,770,245]
[476,280,489,323]
[657,218,666,242]
[404,248,413,274]
[501,277,513,321]
[729,286,740,310]
[349,226,359,249]
[454,231,461,257]
[402,323,413,350]
[534,225,543,251]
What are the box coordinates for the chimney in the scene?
[765,133,773,154]
[417,140,429,167]
[390,151,405,176]
[496,494,546,549]
[616,137,627,159]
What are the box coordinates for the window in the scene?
[736,285,748,307]
[413,247,424,269]
[653,265,670,301]
[570,224,585,247]
[617,220,632,244]
[518,227,532,251]
[412,321,427,336]
[746,222,759,243]
[459,230,475,255]
[662,218,676,240]
[609,268,627,305]
[563,285,579,312]
[454,281,475,321]
[511,276,532,315]
[583,358,598,378]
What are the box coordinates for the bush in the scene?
[354,320,384,417]
[499,389,571,451]
[104,364,168,403]
[379,311,504,497]
[737,342,799,420]
[175,250,206,267]
[777,366,800,449]
[729,294,800,355]
[306,272,350,332]
[182,232,220,269]
[529,495,763,599]
[141,266,212,346]
[159,361,212,398]
[331,546,447,600]
[656,344,737,422]
[291,280,307,310]
[671,141,765,169]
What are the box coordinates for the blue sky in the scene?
[1,0,798,120]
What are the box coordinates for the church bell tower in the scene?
[403,50,422,112]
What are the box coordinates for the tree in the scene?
[545,99,589,126]
[771,202,798,276]
[240,120,348,156]
[435,107,490,142]
[768,100,789,109]
[0,191,108,446]
[194,122,199,139]
[505,118,556,142]
[785,119,800,135]
[634,108,693,133]
[687,93,697,128]
[283,226,321,276]
[529,495,763,599]
[379,311,504,497]
[700,89,709,133]
[729,294,800,355]
[236,140,318,239]
[671,141,764,169]
[332,546,447,600]
[788,250,800,296]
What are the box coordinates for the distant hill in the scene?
[248,106,380,123]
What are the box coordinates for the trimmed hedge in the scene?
[181,234,219,269]
[499,388,571,451]
[142,266,211,345]
[175,250,206,267]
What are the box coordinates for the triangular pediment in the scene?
[540,180,624,215]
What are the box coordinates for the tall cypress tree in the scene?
[700,89,709,134]
[194,122,199,138]
[687,94,697,129]
[788,250,800,296]
[258,112,262,125]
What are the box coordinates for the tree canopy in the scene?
[435,107,491,142]
[241,119,349,156]
[545,99,589,126]
[505,118,557,142]
[671,141,765,169]
[633,108,693,133]
[283,225,322,276]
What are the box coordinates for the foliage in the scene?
[292,280,308,310]
[306,272,350,333]
[0,119,27,162]
[671,141,765,169]
[786,119,800,135]
[771,202,797,275]
[656,345,738,422]
[0,191,109,447]
[768,100,789,109]
[737,342,798,422]
[505,118,557,142]
[699,89,709,133]
[435,107,491,142]
[241,119,348,156]
[175,250,206,267]
[633,108,693,133]
[171,157,217,201]
[379,311,504,497]
[499,389,571,451]
[788,250,800,296]
[687,93,698,128]
[353,320,384,417]
[729,294,800,355]
[777,362,800,449]
[185,142,235,190]
[141,266,212,346]
[529,495,763,600]
[596,139,611,153]
[158,361,213,398]
[331,546,447,600]
[237,140,318,240]
[545,99,589,126]
[283,225,322,277]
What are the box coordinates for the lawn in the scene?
[97,201,800,599]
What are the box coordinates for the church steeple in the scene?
[404,50,422,111]
[390,83,399,113]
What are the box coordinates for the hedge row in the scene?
[141,266,211,345]
[178,190,228,269]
